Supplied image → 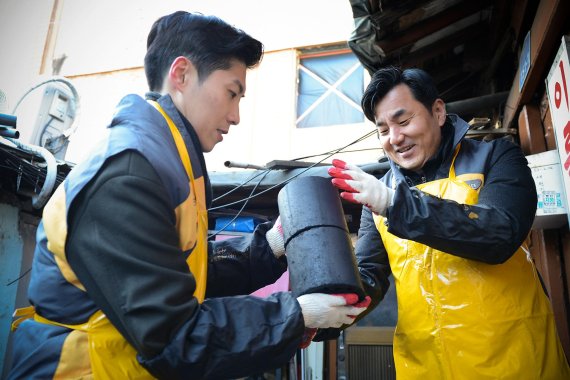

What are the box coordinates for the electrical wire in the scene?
[37,116,69,154]
[6,268,31,286]
[211,168,272,203]
[210,129,377,207]
[209,128,377,210]
[289,129,378,161]
[290,131,378,162]
[208,128,377,212]
[1,138,58,208]
[289,145,379,162]
[207,128,377,238]
[208,129,377,211]
[0,143,67,183]
[208,168,272,238]
[11,76,81,140]
[0,139,68,210]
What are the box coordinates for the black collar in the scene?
[145,92,213,208]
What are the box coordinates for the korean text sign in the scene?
[546,36,570,227]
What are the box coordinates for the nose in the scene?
[228,103,240,126]
[389,126,404,145]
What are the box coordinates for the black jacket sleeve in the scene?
[313,205,392,342]
[385,138,537,264]
[206,223,288,297]
[66,150,303,380]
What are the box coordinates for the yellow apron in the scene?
[12,101,208,379]
[149,100,208,302]
[374,145,570,379]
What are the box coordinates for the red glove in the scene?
[332,294,372,318]
[298,295,371,349]
[297,293,368,329]
[299,328,318,349]
[328,159,394,217]
[349,296,372,318]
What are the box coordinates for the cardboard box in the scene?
[527,150,567,229]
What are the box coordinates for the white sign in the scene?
[527,150,567,229]
[546,35,570,227]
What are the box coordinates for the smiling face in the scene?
[375,84,446,172]
[170,57,247,152]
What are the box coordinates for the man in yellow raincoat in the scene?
[328,66,570,379]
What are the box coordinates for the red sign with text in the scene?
[547,36,570,226]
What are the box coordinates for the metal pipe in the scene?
[224,160,265,170]
[445,91,509,116]
[0,113,19,138]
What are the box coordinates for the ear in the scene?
[432,98,446,127]
[167,56,192,92]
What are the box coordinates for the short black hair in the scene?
[361,66,439,122]
[144,11,264,91]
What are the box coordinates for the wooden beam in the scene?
[502,0,569,128]
[518,104,547,154]
[529,229,570,360]
[482,0,522,83]
[370,0,433,33]
[391,23,487,68]
[543,229,570,361]
[39,0,63,75]
[325,340,337,380]
[509,0,532,44]
[376,0,493,54]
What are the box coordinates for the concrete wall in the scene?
[0,203,40,376]
[62,48,380,171]
[0,0,382,172]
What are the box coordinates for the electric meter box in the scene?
[527,150,567,229]
[30,82,76,160]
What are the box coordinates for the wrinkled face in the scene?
[375,84,446,172]
[176,59,246,152]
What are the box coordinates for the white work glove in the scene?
[266,216,285,258]
[328,159,394,217]
[297,293,371,329]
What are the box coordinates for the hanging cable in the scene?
[5,137,58,208]
[290,147,380,161]
[211,128,377,206]
[291,129,377,161]
[208,169,272,238]
[211,168,272,203]
[11,76,82,142]
[208,129,377,211]
[208,128,377,211]
[5,268,32,286]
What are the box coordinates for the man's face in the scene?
[177,59,246,152]
[375,84,446,172]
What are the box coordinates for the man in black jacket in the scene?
[8,11,369,380]
[329,66,569,379]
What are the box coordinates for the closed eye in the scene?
[399,116,413,126]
